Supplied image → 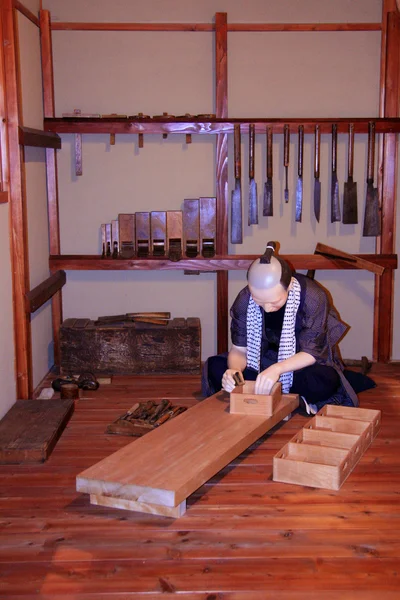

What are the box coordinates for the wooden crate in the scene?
[60,317,201,375]
[273,405,381,490]
[230,381,281,416]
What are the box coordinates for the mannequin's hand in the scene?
[222,369,244,393]
[254,364,281,394]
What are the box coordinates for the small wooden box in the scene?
[273,405,381,490]
[230,381,281,416]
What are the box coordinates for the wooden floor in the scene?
[1,364,400,598]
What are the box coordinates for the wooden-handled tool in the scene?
[314,124,321,222]
[283,125,290,203]
[295,125,304,222]
[331,123,341,222]
[248,124,258,225]
[231,123,243,243]
[343,123,358,224]
[98,312,171,321]
[363,121,381,237]
[263,126,273,216]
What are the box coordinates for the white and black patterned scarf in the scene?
[246,277,301,393]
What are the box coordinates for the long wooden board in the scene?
[76,391,299,509]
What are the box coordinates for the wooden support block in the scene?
[150,211,167,256]
[199,196,216,257]
[118,213,135,258]
[183,198,200,258]
[273,405,381,490]
[135,212,150,257]
[230,382,282,416]
[167,210,183,261]
[0,399,74,464]
[25,270,66,314]
[90,494,186,518]
[76,391,299,512]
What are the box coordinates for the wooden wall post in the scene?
[40,9,63,365]
[375,0,399,362]
[215,12,229,354]
[1,0,32,398]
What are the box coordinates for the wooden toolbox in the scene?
[230,382,282,416]
[60,317,201,375]
[273,405,381,490]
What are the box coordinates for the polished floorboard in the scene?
[0,364,399,598]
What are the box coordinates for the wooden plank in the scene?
[40,9,63,366]
[48,253,398,272]
[2,0,32,398]
[13,0,39,27]
[24,270,66,314]
[0,399,74,463]
[314,242,385,276]
[0,10,9,194]
[76,392,299,509]
[90,494,186,518]
[18,126,61,149]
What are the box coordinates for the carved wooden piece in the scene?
[25,270,66,314]
[135,212,150,257]
[150,211,167,257]
[90,494,186,518]
[76,391,299,513]
[273,405,381,490]
[60,317,201,375]
[118,213,135,258]
[183,199,200,257]
[166,210,183,261]
[200,197,216,257]
[18,126,61,149]
[230,381,282,416]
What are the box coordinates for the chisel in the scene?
[363,121,381,236]
[248,124,258,225]
[313,124,321,222]
[331,123,341,222]
[263,126,273,216]
[343,123,358,224]
[283,124,290,203]
[295,125,304,222]
[231,123,243,243]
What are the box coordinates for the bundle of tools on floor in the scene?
[231,121,380,243]
[106,399,188,437]
[100,197,216,262]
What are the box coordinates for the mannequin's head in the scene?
[247,241,293,312]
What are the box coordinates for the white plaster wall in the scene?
[18,12,53,389]
[42,0,399,361]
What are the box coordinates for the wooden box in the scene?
[230,381,281,416]
[273,405,381,490]
[60,317,201,375]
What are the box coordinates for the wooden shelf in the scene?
[19,126,61,149]
[49,253,397,272]
[44,116,400,136]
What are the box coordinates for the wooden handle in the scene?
[249,124,255,179]
[332,123,338,174]
[283,124,290,168]
[367,121,375,183]
[314,124,320,179]
[234,124,241,180]
[348,123,354,178]
[266,126,273,179]
[298,125,304,177]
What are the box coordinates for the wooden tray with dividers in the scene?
[273,405,381,490]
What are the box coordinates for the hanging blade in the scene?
[295,125,304,222]
[263,126,273,216]
[363,121,381,236]
[343,122,358,224]
[313,124,321,222]
[248,123,258,225]
[283,124,290,203]
[331,123,341,222]
[231,123,243,243]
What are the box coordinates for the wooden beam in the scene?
[215,12,228,355]
[25,270,66,314]
[40,9,63,365]
[48,253,397,273]
[0,6,9,195]
[44,116,400,136]
[2,0,32,399]
[50,21,381,32]
[13,0,39,27]
[314,243,385,276]
[18,126,61,149]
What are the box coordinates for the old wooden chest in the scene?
[60,317,201,375]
